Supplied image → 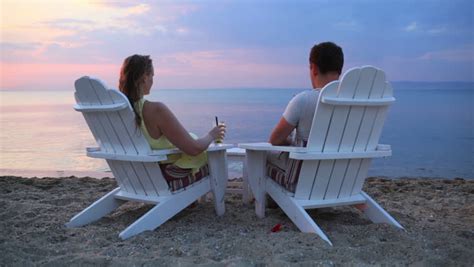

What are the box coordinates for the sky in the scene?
[0,0,473,90]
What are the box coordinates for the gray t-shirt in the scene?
[282,89,321,145]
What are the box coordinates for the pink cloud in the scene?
[152,49,307,89]
[0,48,310,91]
[0,63,120,90]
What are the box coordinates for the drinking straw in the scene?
[215,116,219,126]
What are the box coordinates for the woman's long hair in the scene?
[119,55,153,126]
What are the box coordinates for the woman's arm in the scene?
[269,117,296,146]
[146,102,224,156]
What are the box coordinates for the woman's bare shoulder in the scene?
[144,100,169,113]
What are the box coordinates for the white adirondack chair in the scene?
[66,76,231,240]
[239,66,403,246]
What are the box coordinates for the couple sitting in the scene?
[120,41,343,192]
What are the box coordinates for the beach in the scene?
[0,175,473,266]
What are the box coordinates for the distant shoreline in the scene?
[0,168,112,179]
[1,168,472,180]
[1,81,473,92]
[0,168,244,180]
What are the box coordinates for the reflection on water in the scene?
[0,102,106,172]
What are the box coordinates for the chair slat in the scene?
[75,79,114,153]
[89,80,132,156]
[74,103,128,112]
[107,159,133,193]
[309,67,370,200]
[369,69,386,98]
[108,90,151,154]
[74,93,100,144]
[324,159,349,199]
[310,160,334,199]
[132,162,159,197]
[295,82,339,199]
[121,161,146,196]
[339,106,365,152]
[143,163,171,196]
[321,97,395,106]
[76,78,128,155]
[306,82,339,151]
[354,106,378,151]
[367,82,394,150]
[313,77,358,200]
[307,82,341,200]
[354,66,377,98]
[294,161,318,199]
[338,159,362,198]
[351,158,372,195]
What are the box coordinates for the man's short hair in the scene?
[309,42,344,75]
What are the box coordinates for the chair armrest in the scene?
[149,148,181,156]
[207,143,234,152]
[149,143,233,156]
[238,142,306,153]
[236,143,392,160]
[376,144,391,151]
[86,144,234,162]
[226,147,246,156]
[74,102,128,112]
[86,147,168,162]
[289,144,392,160]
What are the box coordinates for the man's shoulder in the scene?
[291,89,320,102]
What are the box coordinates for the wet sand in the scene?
[0,176,473,266]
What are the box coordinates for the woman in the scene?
[119,54,225,191]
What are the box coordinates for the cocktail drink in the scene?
[215,121,225,144]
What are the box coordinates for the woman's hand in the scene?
[208,124,226,143]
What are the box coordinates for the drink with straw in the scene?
[215,116,225,144]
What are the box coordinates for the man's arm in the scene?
[269,117,296,146]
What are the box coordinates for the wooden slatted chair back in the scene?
[294,66,394,200]
[74,76,171,197]
[74,77,151,154]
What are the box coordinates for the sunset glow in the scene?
[1,0,473,90]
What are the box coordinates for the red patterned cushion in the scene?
[159,163,209,192]
[266,157,303,193]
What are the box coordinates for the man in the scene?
[266,42,344,192]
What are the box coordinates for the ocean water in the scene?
[0,82,473,179]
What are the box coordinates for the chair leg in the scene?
[208,150,228,216]
[246,150,267,218]
[267,181,333,246]
[66,188,124,228]
[118,179,212,239]
[255,196,267,218]
[119,198,182,240]
[361,191,404,229]
[213,192,225,216]
[241,158,253,205]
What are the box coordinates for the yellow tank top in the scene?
[137,98,207,172]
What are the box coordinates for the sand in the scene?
[0,176,473,266]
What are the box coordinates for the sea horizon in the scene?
[1,80,474,92]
